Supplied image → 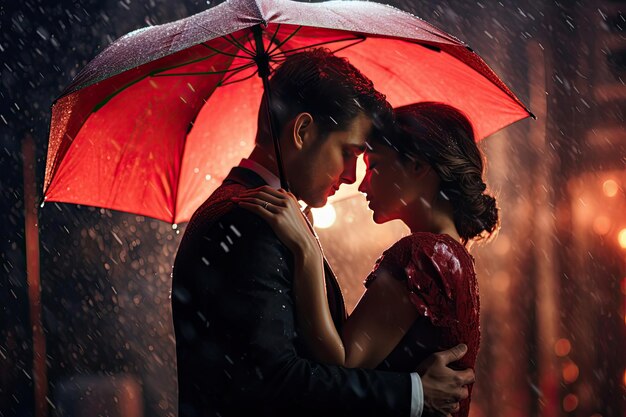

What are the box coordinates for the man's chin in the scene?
[305,194,328,208]
[309,199,328,208]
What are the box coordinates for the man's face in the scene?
[290,113,371,207]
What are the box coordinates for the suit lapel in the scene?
[323,260,347,330]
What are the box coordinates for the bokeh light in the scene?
[312,204,337,229]
[491,271,510,293]
[554,338,571,357]
[602,179,619,197]
[618,228,626,249]
[592,216,611,235]
[493,235,511,255]
[562,394,579,412]
[562,360,579,383]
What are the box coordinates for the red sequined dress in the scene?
[364,232,480,417]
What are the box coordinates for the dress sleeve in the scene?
[365,236,459,328]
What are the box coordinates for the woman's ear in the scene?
[292,112,314,150]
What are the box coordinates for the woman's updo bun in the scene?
[386,102,500,244]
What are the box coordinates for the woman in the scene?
[234,102,499,416]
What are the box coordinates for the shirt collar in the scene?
[238,158,281,189]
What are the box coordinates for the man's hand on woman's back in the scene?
[417,344,475,417]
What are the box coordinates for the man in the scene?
[172,48,474,417]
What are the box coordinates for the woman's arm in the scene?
[235,186,418,368]
[342,268,419,368]
[234,186,346,365]
[291,239,346,365]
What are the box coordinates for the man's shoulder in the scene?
[182,182,279,247]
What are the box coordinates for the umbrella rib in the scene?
[265,24,282,54]
[150,50,222,75]
[328,36,366,54]
[219,68,259,87]
[224,34,255,56]
[93,76,148,112]
[94,57,252,112]
[270,35,363,57]
[267,26,302,56]
[92,51,225,112]
[151,62,256,77]
[201,42,254,60]
[173,52,238,223]
[218,62,257,85]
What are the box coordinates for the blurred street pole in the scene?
[527,40,559,417]
[22,133,48,417]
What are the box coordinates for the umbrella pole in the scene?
[252,24,289,191]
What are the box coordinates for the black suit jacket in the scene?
[172,167,412,417]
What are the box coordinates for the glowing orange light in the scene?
[312,204,337,229]
[493,235,511,255]
[562,361,579,383]
[618,229,626,249]
[602,179,619,197]
[623,369,626,387]
[491,271,510,293]
[563,394,578,412]
[554,338,571,357]
[592,216,611,235]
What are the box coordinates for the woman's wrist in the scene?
[292,237,323,263]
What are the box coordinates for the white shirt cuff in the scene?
[410,372,424,417]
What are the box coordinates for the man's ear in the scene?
[292,113,314,150]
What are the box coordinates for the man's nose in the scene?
[340,159,358,185]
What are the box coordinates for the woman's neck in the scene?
[405,196,461,243]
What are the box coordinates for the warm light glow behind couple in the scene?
[172,48,498,417]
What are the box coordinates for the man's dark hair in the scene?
[256,48,391,144]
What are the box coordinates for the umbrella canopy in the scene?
[44,0,532,224]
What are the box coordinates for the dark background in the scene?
[1,1,624,416]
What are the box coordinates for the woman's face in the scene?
[358,144,422,224]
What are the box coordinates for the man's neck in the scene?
[248,146,280,177]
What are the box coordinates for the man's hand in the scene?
[416,344,475,417]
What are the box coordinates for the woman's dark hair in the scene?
[256,48,392,144]
[381,102,499,244]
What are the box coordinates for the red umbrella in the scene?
[44,0,532,224]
